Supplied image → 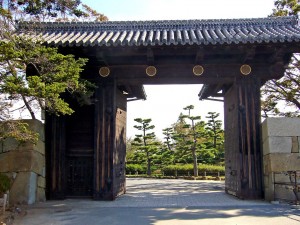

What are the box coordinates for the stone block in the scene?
[262,136,292,155]
[36,187,46,202]
[264,174,275,201]
[274,172,294,183]
[274,184,299,202]
[37,176,45,188]
[2,137,19,152]
[0,150,45,176]
[262,118,300,141]
[3,138,45,155]
[292,136,299,153]
[0,152,12,172]
[264,187,275,202]
[0,141,3,153]
[22,119,45,142]
[264,153,300,173]
[42,167,46,177]
[18,140,45,155]
[9,172,37,205]
[264,175,273,192]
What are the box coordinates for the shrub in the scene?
[0,173,11,196]
[162,164,193,176]
[161,164,225,177]
[126,164,147,174]
[198,164,225,176]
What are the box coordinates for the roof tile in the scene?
[17,16,300,47]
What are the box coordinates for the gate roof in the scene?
[18,16,300,101]
[18,16,300,47]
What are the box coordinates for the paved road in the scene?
[13,178,300,225]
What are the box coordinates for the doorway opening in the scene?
[126,84,224,180]
[127,84,224,139]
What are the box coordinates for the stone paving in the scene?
[12,178,300,225]
[106,178,268,207]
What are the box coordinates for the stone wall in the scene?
[262,118,300,202]
[0,119,45,205]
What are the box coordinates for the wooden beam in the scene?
[105,64,273,82]
[116,77,237,85]
[147,47,154,65]
[241,46,256,63]
[96,51,109,66]
[195,47,204,64]
[268,47,285,63]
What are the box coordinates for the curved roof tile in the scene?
[17,16,300,47]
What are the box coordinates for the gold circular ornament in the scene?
[146,66,157,76]
[193,65,204,76]
[99,67,110,77]
[240,64,252,75]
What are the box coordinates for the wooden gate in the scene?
[40,16,300,200]
[65,104,94,197]
[224,77,262,199]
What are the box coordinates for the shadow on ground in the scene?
[12,178,300,225]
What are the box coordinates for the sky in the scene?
[81,0,275,139]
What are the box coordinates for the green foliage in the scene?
[129,111,225,176]
[172,111,224,165]
[0,35,93,118]
[161,164,225,177]
[125,164,147,175]
[0,1,98,142]
[205,112,224,163]
[1,0,108,22]
[0,120,38,143]
[172,105,204,177]
[261,55,300,117]
[132,118,160,176]
[271,0,300,16]
[261,1,300,117]
[138,111,225,169]
[0,173,11,195]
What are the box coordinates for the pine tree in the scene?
[0,0,104,141]
[261,0,300,117]
[172,105,203,177]
[0,0,108,22]
[132,118,159,176]
[205,112,224,164]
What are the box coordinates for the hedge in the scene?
[126,164,147,174]
[126,163,225,177]
[161,164,225,177]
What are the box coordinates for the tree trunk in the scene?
[291,98,300,110]
[147,158,151,176]
[21,95,36,119]
[192,148,198,177]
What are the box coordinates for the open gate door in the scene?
[93,81,127,200]
[224,78,263,199]
[113,89,127,197]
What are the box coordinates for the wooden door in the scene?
[224,84,240,196]
[224,77,263,199]
[113,89,127,197]
[65,105,94,197]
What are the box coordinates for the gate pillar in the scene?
[94,79,127,200]
[224,76,263,199]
